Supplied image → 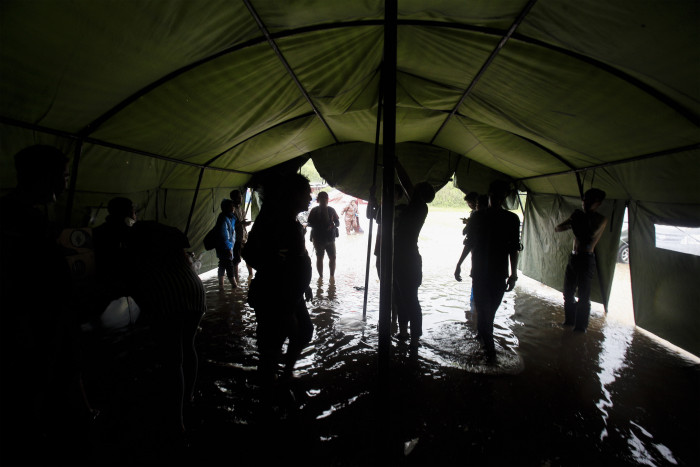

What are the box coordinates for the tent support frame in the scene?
[378,0,397,372]
[64,140,84,227]
[515,143,700,184]
[243,0,339,143]
[185,168,206,236]
[430,0,539,144]
[363,71,384,320]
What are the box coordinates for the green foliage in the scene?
[432,181,466,208]
[300,159,324,184]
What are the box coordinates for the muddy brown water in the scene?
[84,210,699,466]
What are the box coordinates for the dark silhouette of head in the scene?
[221,198,234,214]
[129,220,190,264]
[230,189,243,206]
[107,197,135,220]
[316,191,329,206]
[582,188,606,212]
[261,173,311,215]
[465,191,478,210]
[13,145,69,203]
[488,180,511,208]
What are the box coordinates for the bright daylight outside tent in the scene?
[1,1,699,355]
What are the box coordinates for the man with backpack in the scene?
[307,191,340,278]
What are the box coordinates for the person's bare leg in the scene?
[329,255,336,277]
[316,255,324,278]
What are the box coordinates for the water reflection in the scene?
[597,321,634,441]
[185,210,699,466]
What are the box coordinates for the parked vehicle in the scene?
[618,225,629,264]
[616,222,700,264]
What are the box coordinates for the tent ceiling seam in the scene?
[515,143,700,183]
[243,0,339,144]
[451,113,577,173]
[73,15,697,140]
[203,112,317,167]
[429,0,539,145]
[511,34,700,127]
[0,117,252,175]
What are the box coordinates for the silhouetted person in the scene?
[555,188,608,332]
[456,191,483,315]
[230,189,252,281]
[455,180,520,361]
[215,198,237,290]
[393,160,435,345]
[93,196,137,304]
[368,184,404,327]
[0,145,89,464]
[307,191,339,278]
[461,191,478,236]
[370,183,404,279]
[242,174,313,386]
[128,221,206,445]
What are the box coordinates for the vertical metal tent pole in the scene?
[64,140,83,227]
[378,0,397,371]
[184,167,206,236]
[362,74,383,320]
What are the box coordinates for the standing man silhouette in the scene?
[455,180,520,361]
[555,188,607,332]
[307,191,339,278]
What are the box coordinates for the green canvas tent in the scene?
[1,0,699,355]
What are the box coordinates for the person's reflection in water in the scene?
[242,174,314,391]
[315,276,337,303]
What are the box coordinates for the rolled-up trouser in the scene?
[217,255,234,279]
[563,253,595,330]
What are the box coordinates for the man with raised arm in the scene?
[555,188,608,332]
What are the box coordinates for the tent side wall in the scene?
[520,192,626,307]
[629,201,700,357]
[0,123,250,273]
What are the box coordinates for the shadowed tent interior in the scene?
[0,1,699,355]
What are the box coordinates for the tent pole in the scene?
[378,0,397,372]
[64,140,83,227]
[185,168,206,236]
[362,73,384,320]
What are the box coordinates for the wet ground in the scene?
[83,210,699,466]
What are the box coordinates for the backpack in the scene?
[203,227,218,251]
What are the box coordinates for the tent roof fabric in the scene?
[1,0,699,202]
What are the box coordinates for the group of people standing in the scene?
[0,145,209,463]
[453,183,607,360]
[213,189,252,291]
[0,144,609,463]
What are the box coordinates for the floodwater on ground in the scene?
[87,209,700,466]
